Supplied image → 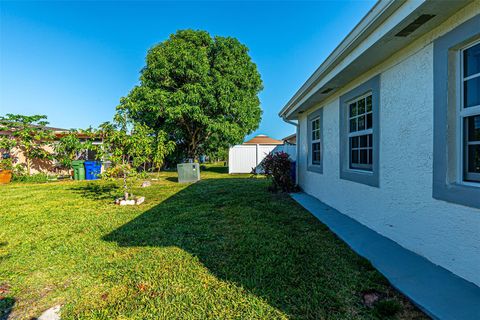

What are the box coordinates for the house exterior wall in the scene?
[297,3,480,287]
[6,139,100,175]
[11,145,63,174]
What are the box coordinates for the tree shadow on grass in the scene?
[0,243,9,267]
[200,165,228,174]
[69,182,120,201]
[0,297,15,320]
[102,178,411,319]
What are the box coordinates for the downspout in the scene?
[282,117,297,128]
[282,116,300,186]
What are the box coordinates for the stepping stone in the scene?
[38,305,61,320]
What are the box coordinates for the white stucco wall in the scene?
[297,4,480,286]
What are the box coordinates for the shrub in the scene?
[261,151,295,192]
[0,136,16,171]
[10,164,57,183]
[12,173,50,183]
[0,158,13,171]
[12,164,26,177]
[99,165,127,180]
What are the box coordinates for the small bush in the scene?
[12,173,51,183]
[0,158,13,171]
[99,165,128,180]
[374,299,402,318]
[261,151,295,192]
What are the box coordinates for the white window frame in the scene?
[347,92,373,171]
[432,14,480,208]
[307,108,323,173]
[339,75,379,187]
[311,117,321,165]
[458,40,480,184]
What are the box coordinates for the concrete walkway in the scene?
[291,192,480,320]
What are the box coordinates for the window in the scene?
[461,41,480,182]
[307,108,323,173]
[311,117,321,165]
[339,75,380,187]
[348,94,373,171]
[432,14,480,209]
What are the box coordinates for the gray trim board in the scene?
[433,15,480,209]
[291,192,480,320]
[339,75,380,187]
[307,108,323,174]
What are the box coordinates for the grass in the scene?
[0,164,427,319]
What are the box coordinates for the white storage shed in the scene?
[228,134,296,174]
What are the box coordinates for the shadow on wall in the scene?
[254,144,297,174]
[30,158,57,174]
[103,178,385,318]
[12,146,62,175]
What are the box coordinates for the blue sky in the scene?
[0,0,375,141]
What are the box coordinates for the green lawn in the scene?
[0,165,426,319]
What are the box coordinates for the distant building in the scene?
[228,134,291,174]
[1,125,100,174]
[242,134,284,145]
[282,133,296,145]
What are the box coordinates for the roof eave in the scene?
[278,0,400,118]
[280,0,473,121]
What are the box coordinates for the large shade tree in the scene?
[119,29,263,160]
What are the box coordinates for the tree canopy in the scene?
[54,128,95,169]
[97,109,175,199]
[119,29,263,159]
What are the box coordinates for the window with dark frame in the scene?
[348,94,373,171]
[311,117,321,165]
[462,41,480,183]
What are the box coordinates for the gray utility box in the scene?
[177,163,201,183]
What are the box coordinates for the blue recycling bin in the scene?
[84,161,102,180]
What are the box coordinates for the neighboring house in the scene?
[0,126,100,174]
[279,0,480,287]
[282,133,297,145]
[229,134,292,173]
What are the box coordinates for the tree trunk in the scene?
[26,154,31,176]
[187,131,198,161]
[187,141,197,162]
[123,172,128,200]
[122,156,128,200]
